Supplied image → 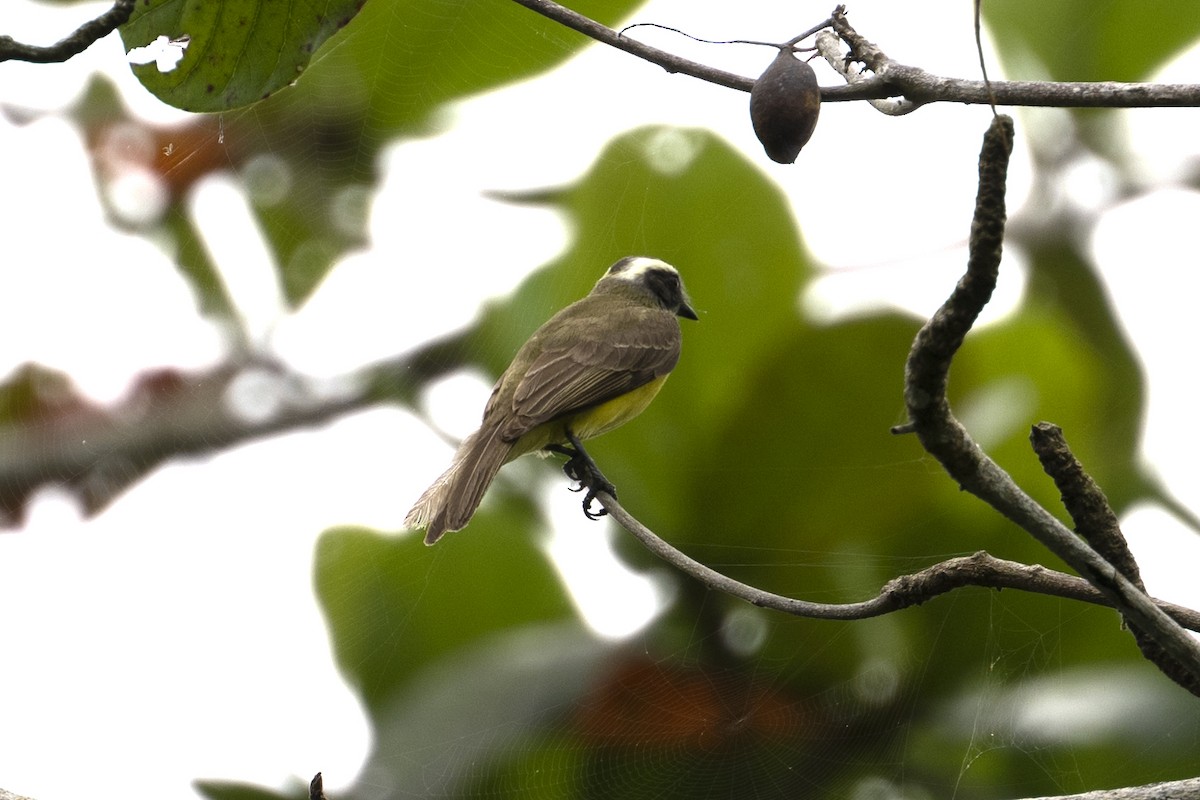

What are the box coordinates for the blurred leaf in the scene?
[954,303,1130,518]
[648,294,1151,686]
[1020,237,1179,523]
[983,0,1200,82]
[247,0,632,304]
[288,0,645,136]
[62,77,240,317]
[464,729,582,798]
[473,126,811,528]
[195,778,306,800]
[364,621,615,795]
[658,313,944,690]
[314,493,574,710]
[119,0,366,112]
[160,203,241,319]
[682,313,921,562]
[564,656,875,798]
[115,0,646,308]
[456,653,892,798]
[0,363,100,428]
[315,501,629,795]
[0,365,109,526]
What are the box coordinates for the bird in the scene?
[405,256,697,545]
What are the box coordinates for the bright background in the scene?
[2,1,1200,798]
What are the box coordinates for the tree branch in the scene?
[587,488,1200,631]
[0,0,134,64]
[1031,422,1200,697]
[815,30,914,115]
[1018,777,1200,800]
[1030,423,1144,591]
[511,0,1200,109]
[898,114,1200,693]
[510,0,755,92]
[0,329,472,526]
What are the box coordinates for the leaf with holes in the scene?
[119,0,366,112]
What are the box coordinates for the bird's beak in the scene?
[678,300,699,321]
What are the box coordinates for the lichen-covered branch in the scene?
[1031,422,1200,696]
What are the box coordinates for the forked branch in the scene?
[897,114,1200,693]
[570,115,1200,698]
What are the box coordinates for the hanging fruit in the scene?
[749,48,821,164]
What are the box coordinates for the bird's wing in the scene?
[498,309,680,441]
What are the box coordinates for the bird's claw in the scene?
[574,470,615,520]
[582,494,608,520]
[546,432,616,521]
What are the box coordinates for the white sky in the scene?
[2,1,1200,798]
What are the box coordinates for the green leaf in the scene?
[984,0,1200,82]
[120,0,367,113]
[314,494,574,710]
[286,0,645,135]
[194,778,305,800]
[314,507,622,795]
[161,204,241,318]
[364,623,613,796]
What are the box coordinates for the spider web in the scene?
[3,1,1200,800]
[325,522,1200,800]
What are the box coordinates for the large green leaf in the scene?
[313,504,624,795]
[195,778,307,800]
[314,496,573,709]
[119,0,367,112]
[206,0,649,144]
[983,0,1200,82]
[287,0,645,135]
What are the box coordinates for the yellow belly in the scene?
[509,375,669,460]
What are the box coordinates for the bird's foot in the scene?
[544,432,616,520]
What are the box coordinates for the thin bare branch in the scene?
[586,487,1200,630]
[510,0,754,92]
[0,0,133,64]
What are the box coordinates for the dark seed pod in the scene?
[749,48,821,164]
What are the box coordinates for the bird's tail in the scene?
[404,425,512,545]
